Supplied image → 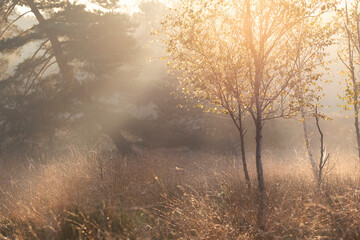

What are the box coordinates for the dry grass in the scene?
[0,148,359,239]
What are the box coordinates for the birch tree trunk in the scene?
[301,108,320,181]
[238,110,251,188]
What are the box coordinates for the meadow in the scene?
[0,148,359,239]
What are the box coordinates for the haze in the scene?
[0,0,359,239]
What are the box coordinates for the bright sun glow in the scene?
[17,0,176,15]
[83,0,176,14]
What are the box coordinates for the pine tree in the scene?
[0,0,138,153]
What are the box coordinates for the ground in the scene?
[0,148,359,239]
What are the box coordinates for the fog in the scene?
[2,1,360,239]
[0,0,356,159]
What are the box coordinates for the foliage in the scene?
[337,0,360,161]
[160,0,335,121]
[159,0,337,196]
[337,0,360,111]
[0,1,139,153]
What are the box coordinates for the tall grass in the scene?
[0,148,359,239]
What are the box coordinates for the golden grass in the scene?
[0,148,359,239]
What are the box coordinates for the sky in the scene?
[85,0,175,13]
[16,0,175,14]
[118,0,175,13]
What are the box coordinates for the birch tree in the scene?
[338,0,360,161]
[160,0,252,187]
[289,15,334,186]
[160,0,335,229]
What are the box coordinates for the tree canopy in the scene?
[0,0,139,153]
[160,1,336,225]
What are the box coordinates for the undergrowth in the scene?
[0,148,359,239]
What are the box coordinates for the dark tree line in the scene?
[0,0,140,154]
[0,0,240,156]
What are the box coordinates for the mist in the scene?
[0,0,360,239]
